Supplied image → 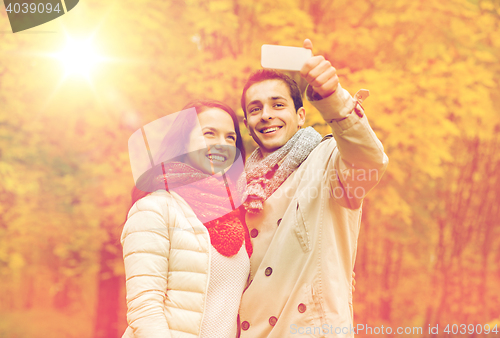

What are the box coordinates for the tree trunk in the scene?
[94,233,122,338]
[380,239,393,321]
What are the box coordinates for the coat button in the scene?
[265,267,273,276]
[241,321,250,330]
[298,303,307,313]
[250,228,259,238]
[277,218,282,226]
[269,316,278,326]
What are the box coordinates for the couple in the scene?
[121,39,388,338]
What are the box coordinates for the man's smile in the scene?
[259,125,283,134]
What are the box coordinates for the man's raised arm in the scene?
[300,39,389,209]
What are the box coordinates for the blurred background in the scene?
[1,0,499,337]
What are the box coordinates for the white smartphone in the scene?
[261,45,312,71]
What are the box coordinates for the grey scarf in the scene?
[241,127,322,213]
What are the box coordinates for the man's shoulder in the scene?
[274,134,338,190]
[301,133,337,166]
[321,133,333,142]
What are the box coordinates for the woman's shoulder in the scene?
[126,189,193,224]
[124,190,173,227]
[121,189,205,243]
[129,189,171,214]
[131,188,190,213]
[121,190,178,241]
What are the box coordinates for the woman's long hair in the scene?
[128,99,246,215]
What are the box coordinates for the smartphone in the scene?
[261,45,312,71]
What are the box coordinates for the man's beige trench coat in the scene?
[238,84,389,338]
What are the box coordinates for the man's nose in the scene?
[261,105,273,120]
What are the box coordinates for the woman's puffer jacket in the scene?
[121,190,211,338]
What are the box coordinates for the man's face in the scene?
[244,80,305,156]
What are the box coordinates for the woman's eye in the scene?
[204,131,214,136]
[227,135,236,141]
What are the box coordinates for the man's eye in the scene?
[275,103,284,108]
[250,107,261,114]
[204,131,214,136]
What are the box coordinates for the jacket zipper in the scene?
[198,230,211,338]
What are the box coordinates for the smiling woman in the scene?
[184,107,238,176]
[122,99,251,338]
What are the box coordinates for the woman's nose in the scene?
[208,138,230,150]
[212,143,224,151]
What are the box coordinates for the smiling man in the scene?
[237,39,389,338]
[244,76,306,157]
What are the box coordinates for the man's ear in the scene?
[297,107,306,128]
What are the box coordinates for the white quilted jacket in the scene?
[121,190,211,338]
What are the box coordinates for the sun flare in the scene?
[56,38,101,78]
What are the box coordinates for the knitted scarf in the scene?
[156,162,252,258]
[240,127,322,213]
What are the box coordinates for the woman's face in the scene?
[184,108,238,175]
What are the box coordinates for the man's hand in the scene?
[300,39,339,99]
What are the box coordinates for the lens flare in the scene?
[56,38,101,78]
